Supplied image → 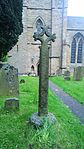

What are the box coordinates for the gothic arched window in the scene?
[36,19,43,33]
[71,33,84,64]
[71,38,76,63]
[77,38,83,63]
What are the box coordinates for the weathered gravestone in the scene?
[64,70,70,80]
[81,66,84,77]
[30,26,56,127]
[4,98,19,111]
[56,69,62,76]
[0,62,19,96]
[73,66,83,81]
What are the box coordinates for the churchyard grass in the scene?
[50,76,84,104]
[0,76,84,149]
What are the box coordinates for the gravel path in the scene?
[49,80,84,124]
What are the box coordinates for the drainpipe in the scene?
[49,0,52,76]
[60,0,64,70]
[50,0,55,75]
[50,0,53,76]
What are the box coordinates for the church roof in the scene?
[67,16,84,30]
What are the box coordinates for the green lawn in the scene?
[50,76,84,104]
[0,76,84,149]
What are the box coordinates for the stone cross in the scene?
[33,26,56,116]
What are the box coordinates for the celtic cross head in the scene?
[33,26,56,44]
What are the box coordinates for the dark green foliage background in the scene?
[0,0,23,60]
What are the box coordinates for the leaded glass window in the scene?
[71,38,76,63]
[77,38,83,63]
[71,33,83,64]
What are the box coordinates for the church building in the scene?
[8,0,84,75]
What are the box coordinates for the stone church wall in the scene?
[8,0,69,75]
[8,0,52,75]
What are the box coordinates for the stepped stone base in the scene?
[29,112,56,127]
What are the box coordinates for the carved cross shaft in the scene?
[33,26,56,116]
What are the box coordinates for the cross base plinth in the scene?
[29,112,56,128]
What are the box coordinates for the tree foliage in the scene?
[0,0,23,61]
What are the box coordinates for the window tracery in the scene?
[71,33,84,64]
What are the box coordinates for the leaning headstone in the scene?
[30,26,56,127]
[64,70,70,80]
[73,66,83,81]
[0,62,19,96]
[4,98,19,111]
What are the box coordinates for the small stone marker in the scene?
[30,25,56,127]
[64,70,70,80]
[4,98,19,111]
[20,79,25,84]
[73,66,83,81]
